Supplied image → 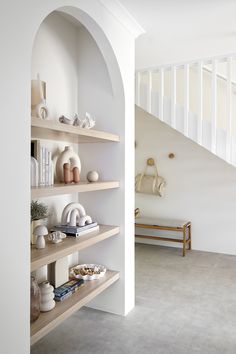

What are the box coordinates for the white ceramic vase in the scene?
[39,281,55,312]
[56,146,81,183]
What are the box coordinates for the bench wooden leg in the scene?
[189,223,192,250]
[183,226,186,257]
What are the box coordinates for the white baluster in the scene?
[136,71,141,107]
[171,66,176,128]
[184,64,189,136]
[159,68,164,121]
[226,57,232,163]
[211,59,217,154]
[197,61,203,145]
[147,70,152,114]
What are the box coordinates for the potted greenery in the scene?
[31,200,48,244]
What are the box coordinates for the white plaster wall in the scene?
[0,2,135,353]
[136,106,236,255]
[31,14,82,279]
[74,25,126,313]
[31,12,78,118]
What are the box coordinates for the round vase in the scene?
[39,281,55,312]
[30,276,41,323]
[56,146,81,183]
[36,234,45,249]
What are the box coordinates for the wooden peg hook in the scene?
[147,158,155,166]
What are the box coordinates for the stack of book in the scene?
[52,222,99,237]
[54,278,84,302]
[39,147,54,186]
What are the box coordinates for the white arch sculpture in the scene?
[61,202,92,227]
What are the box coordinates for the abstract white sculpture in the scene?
[56,146,81,183]
[48,231,67,244]
[35,74,49,120]
[73,112,95,129]
[61,202,92,227]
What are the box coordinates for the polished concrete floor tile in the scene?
[32,245,236,354]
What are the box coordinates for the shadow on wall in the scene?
[135,105,236,255]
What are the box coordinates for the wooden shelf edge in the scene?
[31,181,120,198]
[31,225,120,271]
[31,270,120,345]
[31,117,120,143]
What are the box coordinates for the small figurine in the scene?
[48,231,67,244]
[59,115,74,125]
[59,112,96,129]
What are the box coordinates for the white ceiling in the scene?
[119,0,236,69]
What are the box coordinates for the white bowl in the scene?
[70,264,106,281]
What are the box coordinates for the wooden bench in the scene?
[135,217,191,257]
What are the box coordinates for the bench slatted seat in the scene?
[135,217,191,257]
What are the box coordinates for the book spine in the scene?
[39,147,43,186]
[45,148,49,186]
[42,147,46,186]
[48,151,53,186]
[55,291,72,302]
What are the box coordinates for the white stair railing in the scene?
[135,53,236,166]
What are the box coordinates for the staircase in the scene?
[135,54,236,166]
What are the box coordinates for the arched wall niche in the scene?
[30,3,133,321]
[31,5,125,122]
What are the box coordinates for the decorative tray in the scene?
[70,264,107,281]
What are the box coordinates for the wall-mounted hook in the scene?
[147,158,155,166]
[168,153,175,159]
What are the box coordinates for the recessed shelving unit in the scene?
[31,181,120,198]
[31,270,120,345]
[31,225,120,271]
[30,116,120,344]
[31,116,120,143]
[30,13,121,346]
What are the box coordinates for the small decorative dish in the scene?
[70,264,106,281]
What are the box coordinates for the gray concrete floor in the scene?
[32,244,236,354]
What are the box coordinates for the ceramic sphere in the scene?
[87,171,99,182]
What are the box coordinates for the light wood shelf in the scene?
[31,225,119,271]
[31,116,120,143]
[31,270,119,345]
[31,181,119,198]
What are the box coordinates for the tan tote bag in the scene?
[135,163,166,197]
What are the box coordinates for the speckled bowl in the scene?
[70,264,106,281]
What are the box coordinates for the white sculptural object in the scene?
[35,74,49,120]
[61,202,92,227]
[48,231,67,244]
[39,281,55,312]
[56,146,81,183]
[73,112,95,129]
[87,170,99,183]
[33,225,48,249]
